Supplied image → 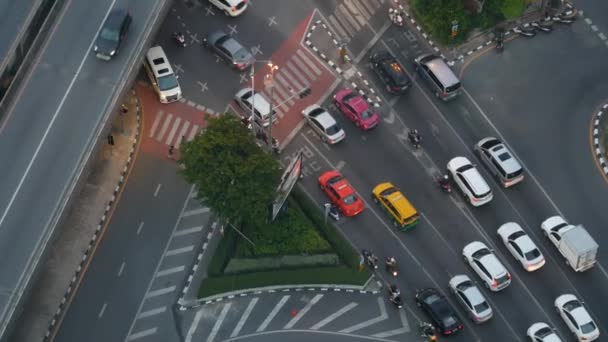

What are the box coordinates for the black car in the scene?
[203,30,254,70]
[94,9,132,60]
[415,288,464,336]
[370,51,411,94]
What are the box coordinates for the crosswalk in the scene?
[124,186,214,342]
[326,0,386,42]
[184,290,415,342]
[148,110,203,148]
[248,48,326,121]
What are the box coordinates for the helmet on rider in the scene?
[443,174,449,181]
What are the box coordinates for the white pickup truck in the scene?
[541,216,598,272]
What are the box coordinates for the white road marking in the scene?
[359,0,377,14]
[228,24,238,35]
[335,160,345,171]
[188,124,200,141]
[98,303,107,318]
[295,49,322,76]
[117,261,126,277]
[165,246,194,257]
[344,0,367,26]
[150,110,164,138]
[175,121,191,149]
[207,303,232,342]
[156,265,185,277]
[275,73,298,95]
[291,54,316,81]
[338,4,361,32]
[268,16,277,27]
[230,297,259,337]
[351,0,371,20]
[286,61,311,88]
[145,286,175,298]
[137,306,166,319]
[136,222,144,235]
[155,113,174,141]
[127,328,157,341]
[334,8,357,37]
[310,302,357,330]
[165,117,182,145]
[283,294,323,329]
[339,297,387,333]
[371,309,410,337]
[182,207,210,217]
[327,15,350,40]
[185,308,204,342]
[257,295,290,332]
[599,32,607,40]
[278,69,304,93]
[269,83,294,109]
[174,225,204,236]
[154,184,162,197]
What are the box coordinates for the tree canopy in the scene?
[180,115,281,226]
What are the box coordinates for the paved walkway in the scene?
[10,91,141,342]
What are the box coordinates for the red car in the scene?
[318,170,364,216]
[333,88,380,131]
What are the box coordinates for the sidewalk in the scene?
[10,90,141,342]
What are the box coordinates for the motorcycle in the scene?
[494,27,505,52]
[388,8,404,27]
[385,257,398,277]
[531,21,552,33]
[408,129,421,149]
[271,137,281,155]
[436,176,452,193]
[420,322,437,341]
[513,25,536,37]
[173,32,187,47]
[388,285,403,309]
[362,249,378,269]
[328,204,341,221]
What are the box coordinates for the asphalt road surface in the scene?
[0,0,170,336]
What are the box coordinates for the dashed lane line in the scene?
[230,297,259,338]
[283,294,323,329]
[310,302,358,330]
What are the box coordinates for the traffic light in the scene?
[299,87,312,99]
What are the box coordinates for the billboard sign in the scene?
[270,150,302,222]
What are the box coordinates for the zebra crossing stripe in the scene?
[150,110,164,138]
[295,50,322,76]
[165,117,182,145]
[286,60,311,87]
[343,0,366,27]
[334,7,357,36]
[156,113,174,141]
[283,294,323,329]
[230,298,259,337]
[269,83,294,108]
[175,121,191,148]
[359,0,376,14]
[328,15,349,41]
[338,4,361,31]
[310,302,358,330]
[278,69,303,92]
[207,303,232,342]
[351,0,371,21]
[187,124,199,141]
[257,295,290,332]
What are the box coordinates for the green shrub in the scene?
[199,266,371,298]
[501,0,526,18]
[224,254,340,274]
[412,0,472,45]
[207,226,238,276]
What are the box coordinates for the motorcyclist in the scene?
[421,322,437,341]
[388,8,404,26]
[408,129,421,144]
[389,284,400,299]
[438,174,450,188]
[385,256,397,267]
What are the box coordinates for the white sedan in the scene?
[527,322,562,342]
[302,104,346,145]
[554,294,599,341]
[497,222,545,272]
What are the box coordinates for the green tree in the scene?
[413,0,471,44]
[180,115,281,226]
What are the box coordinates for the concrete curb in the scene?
[592,103,608,175]
[176,221,218,310]
[179,282,380,310]
[42,90,141,341]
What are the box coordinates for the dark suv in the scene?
[415,288,464,336]
[94,9,132,60]
[369,51,410,94]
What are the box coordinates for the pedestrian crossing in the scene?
[326,0,386,42]
[250,48,326,121]
[184,290,415,342]
[148,110,202,148]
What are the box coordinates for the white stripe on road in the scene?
[149,110,164,138]
[154,184,162,197]
[137,306,167,319]
[165,246,194,256]
[207,303,232,342]
[286,61,310,88]
[277,70,303,93]
[328,15,350,40]
[291,54,316,81]
[137,222,144,235]
[310,302,358,330]
[156,265,185,277]
[175,121,191,148]
[145,286,175,298]
[231,297,259,338]
[182,207,210,217]
[283,294,323,329]
[296,49,322,76]
[165,117,182,145]
[174,226,204,236]
[257,295,290,332]
[127,328,157,341]
[339,297,387,333]
[267,84,292,111]
[275,73,296,94]
[371,308,410,337]
[360,0,376,13]
[117,261,126,277]
[188,124,200,141]
[185,308,204,342]
[98,303,107,318]
[336,4,359,34]
[351,0,371,20]
[373,0,383,9]
[155,113,174,141]
[344,0,367,26]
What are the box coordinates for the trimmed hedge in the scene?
[224,254,340,274]
[207,225,238,277]
[199,266,370,298]
[290,187,360,268]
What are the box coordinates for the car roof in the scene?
[244,92,271,113]
[461,283,485,306]
[423,55,460,85]
[331,178,354,197]
[345,94,368,111]
[315,111,337,128]
[380,59,408,83]
[487,143,522,173]
[478,253,507,277]
[448,156,471,170]
[208,30,227,44]
[106,9,129,27]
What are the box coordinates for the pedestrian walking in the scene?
[168,145,175,159]
[121,103,128,114]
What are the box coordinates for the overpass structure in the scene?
[0,0,171,340]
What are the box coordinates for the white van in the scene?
[144,46,182,103]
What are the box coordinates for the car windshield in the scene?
[580,321,597,334]
[536,327,553,337]
[473,301,490,313]
[456,164,474,173]
[456,280,473,291]
[471,248,491,259]
[309,108,325,117]
[158,74,179,91]
[100,28,119,41]
[564,300,582,311]
[326,124,341,135]
[524,248,541,260]
[360,109,373,119]
[343,194,358,205]
[327,175,344,185]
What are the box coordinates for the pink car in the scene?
[333,88,380,131]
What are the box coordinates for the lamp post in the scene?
[264,63,279,152]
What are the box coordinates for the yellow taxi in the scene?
[372,182,419,230]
